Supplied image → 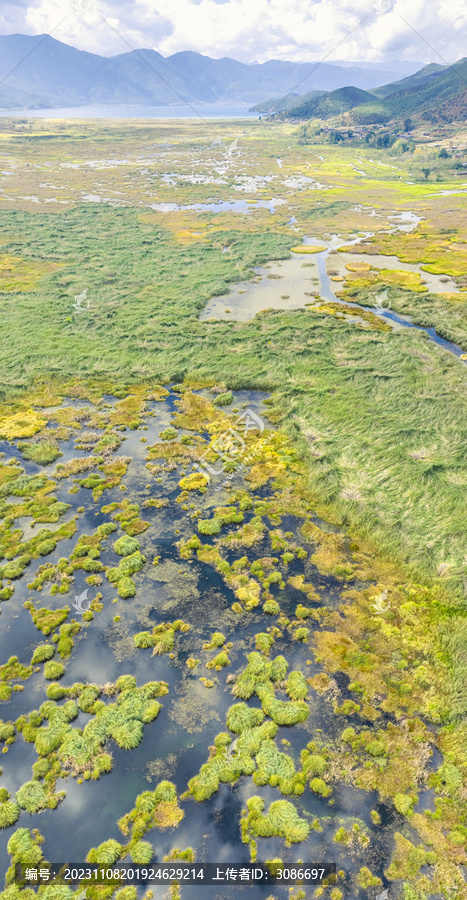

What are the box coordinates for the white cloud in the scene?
[1,0,466,65]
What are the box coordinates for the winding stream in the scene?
[201,234,466,362]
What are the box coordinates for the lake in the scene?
[0,104,259,120]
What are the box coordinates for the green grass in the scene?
[242,796,310,844]
[0,121,466,898]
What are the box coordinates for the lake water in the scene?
[0,104,259,120]
[0,387,405,897]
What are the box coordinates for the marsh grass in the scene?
[241,796,310,845]
[0,122,466,895]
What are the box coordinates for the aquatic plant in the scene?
[24,603,69,635]
[241,796,310,844]
[0,657,32,683]
[87,838,123,865]
[16,780,50,814]
[118,781,184,841]
[5,827,44,883]
[114,535,140,556]
[0,792,20,829]
[17,440,62,465]
[131,840,153,864]
[134,620,190,655]
[213,391,233,406]
[30,645,55,665]
[43,661,65,680]
[203,632,225,650]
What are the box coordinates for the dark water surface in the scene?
[0,388,434,898]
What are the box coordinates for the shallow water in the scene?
[0,389,445,896]
[201,236,467,361]
[149,198,287,214]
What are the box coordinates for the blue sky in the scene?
[1,0,465,67]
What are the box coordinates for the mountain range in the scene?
[0,33,422,110]
[253,59,467,125]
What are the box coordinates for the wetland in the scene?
[0,116,465,900]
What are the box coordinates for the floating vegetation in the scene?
[11,678,168,819]
[0,117,465,898]
[0,410,46,440]
[118,780,184,847]
[107,550,146,598]
[134,620,191,655]
[241,796,310,845]
[17,439,63,465]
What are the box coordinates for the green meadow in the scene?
[0,117,466,899]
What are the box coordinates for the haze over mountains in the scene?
[0,33,422,110]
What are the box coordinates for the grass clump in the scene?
[16,780,50,813]
[134,620,190,654]
[17,440,62,465]
[206,651,229,670]
[213,392,233,406]
[241,796,309,844]
[87,838,123,865]
[118,781,184,841]
[43,661,65,680]
[24,603,69,635]
[131,840,153,864]
[114,535,140,556]
[178,473,208,492]
[356,866,382,889]
[198,519,222,536]
[107,549,145,598]
[31,645,55,665]
[203,632,225,650]
[226,704,265,733]
[0,799,20,829]
[20,679,168,792]
[117,577,136,599]
[159,427,178,441]
[253,740,302,794]
[6,826,44,880]
[310,777,332,798]
[286,671,308,701]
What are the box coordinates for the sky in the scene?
[0,0,465,67]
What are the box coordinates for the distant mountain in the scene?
[372,58,467,122]
[331,59,424,76]
[283,86,377,119]
[0,34,424,110]
[255,58,467,125]
[251,91,326,114]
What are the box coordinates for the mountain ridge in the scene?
[0,33,423,109]
[255,58,467,124]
